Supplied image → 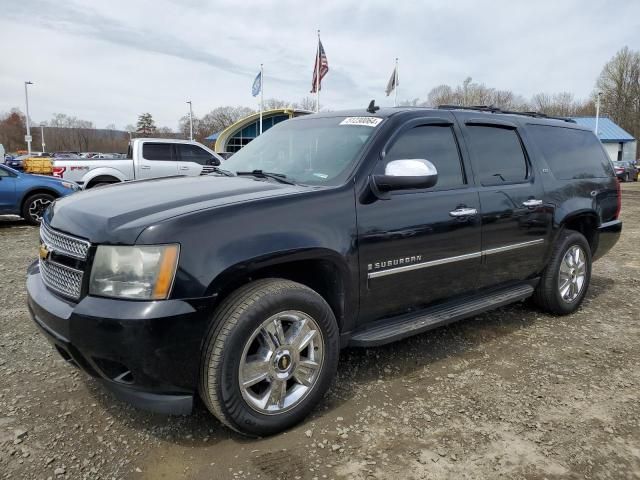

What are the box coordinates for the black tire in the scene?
[90,182,112,188]
[199,278,339,437]
[533,230,592,315]
[22,193,55,225]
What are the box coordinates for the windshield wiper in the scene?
[236,170,297,185]
[208,165,235,177]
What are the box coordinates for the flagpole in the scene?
[394,58,399,107]
[259,64,263,135]
[393,57,398,107]
[316,29,320,113]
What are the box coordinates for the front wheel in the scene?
[200,279,339,437]
[22,193,55,225]
[533,230,591,315]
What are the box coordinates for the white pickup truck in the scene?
[51,138,224,188]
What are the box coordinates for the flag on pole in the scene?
[252,70,262,97]
[310,40,329,93]
[385,64,398,96]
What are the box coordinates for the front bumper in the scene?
[26,262,214,415]
[593,219,622,261]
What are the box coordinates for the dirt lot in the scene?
[1,184,639,480]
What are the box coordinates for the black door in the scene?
[460,119,551,287]
[357,116,482,324]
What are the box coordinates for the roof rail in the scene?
[437,105,576,123]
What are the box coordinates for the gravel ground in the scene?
[1,183,639,480]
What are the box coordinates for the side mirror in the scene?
[372,159,438,193]
[209,156,221,166]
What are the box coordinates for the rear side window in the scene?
[142,143,173,161]
[177,144,214,165]
[383,125,465,188]
[528,125,613,179]
[466,126,528,185]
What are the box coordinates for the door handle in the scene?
[140,165,151,170]
[449,207,478,217]
[522,199,543,208]
[179,166,189,170]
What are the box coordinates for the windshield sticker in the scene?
[313,173,329,179]
[339,117,383,127]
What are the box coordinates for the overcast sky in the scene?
[1,0,638,130]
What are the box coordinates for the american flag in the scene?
[310,40,329,93]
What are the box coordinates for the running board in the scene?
[350,283,534,347]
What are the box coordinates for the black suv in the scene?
[27,106,622,436]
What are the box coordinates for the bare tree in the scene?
[0,109,27,152]
[596,46,640,141]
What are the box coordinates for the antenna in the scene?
[367,100,380,114]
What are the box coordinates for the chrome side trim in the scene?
[482,238,545,256]
[368,252,482,279]
[367,238,545,279]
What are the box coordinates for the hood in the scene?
[46,175,307,244]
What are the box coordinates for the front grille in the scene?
[39,259,84,300]
[40,222,90,260]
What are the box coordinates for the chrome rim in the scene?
[28,198,52,223]
[558,245,587,302]
[239,310,324,415]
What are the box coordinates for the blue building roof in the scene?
[570,117,635,142]
[205,131,221,142]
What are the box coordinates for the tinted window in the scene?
[528,125,613,179]
[142,143,173,161]
[178,144,214,165]
[466,126,528,185]
[383,125,464,188]
[0,167,10,177]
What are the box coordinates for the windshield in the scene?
[222,116,380,185]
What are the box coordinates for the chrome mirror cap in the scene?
[371,159,438,195]
[385,159,438,177]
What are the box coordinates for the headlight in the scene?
[61,181,77,190]
[89,245,179,300]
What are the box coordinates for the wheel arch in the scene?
[83,168,126,188]
[556,210,600,255]
[19,187,60,213]
[205,248,353,334]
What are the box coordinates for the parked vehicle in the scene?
[0,164,78,224]
[612,160,637,182]
[51,138,224,188]
[5,154,32,171]
[5,152,51,171]
[27,106,622,436]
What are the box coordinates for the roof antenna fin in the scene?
[367,100,380,114]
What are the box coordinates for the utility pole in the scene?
[186,100,193,141]
[594,91,602,136]
[40,123,46,152]
[24,81,33,154]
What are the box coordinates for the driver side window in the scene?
[381,125,465,188]
[177,144,216,165]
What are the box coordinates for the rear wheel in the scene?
[533,230,591,315]
[200,279,339,437]
[22,193,55,225]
